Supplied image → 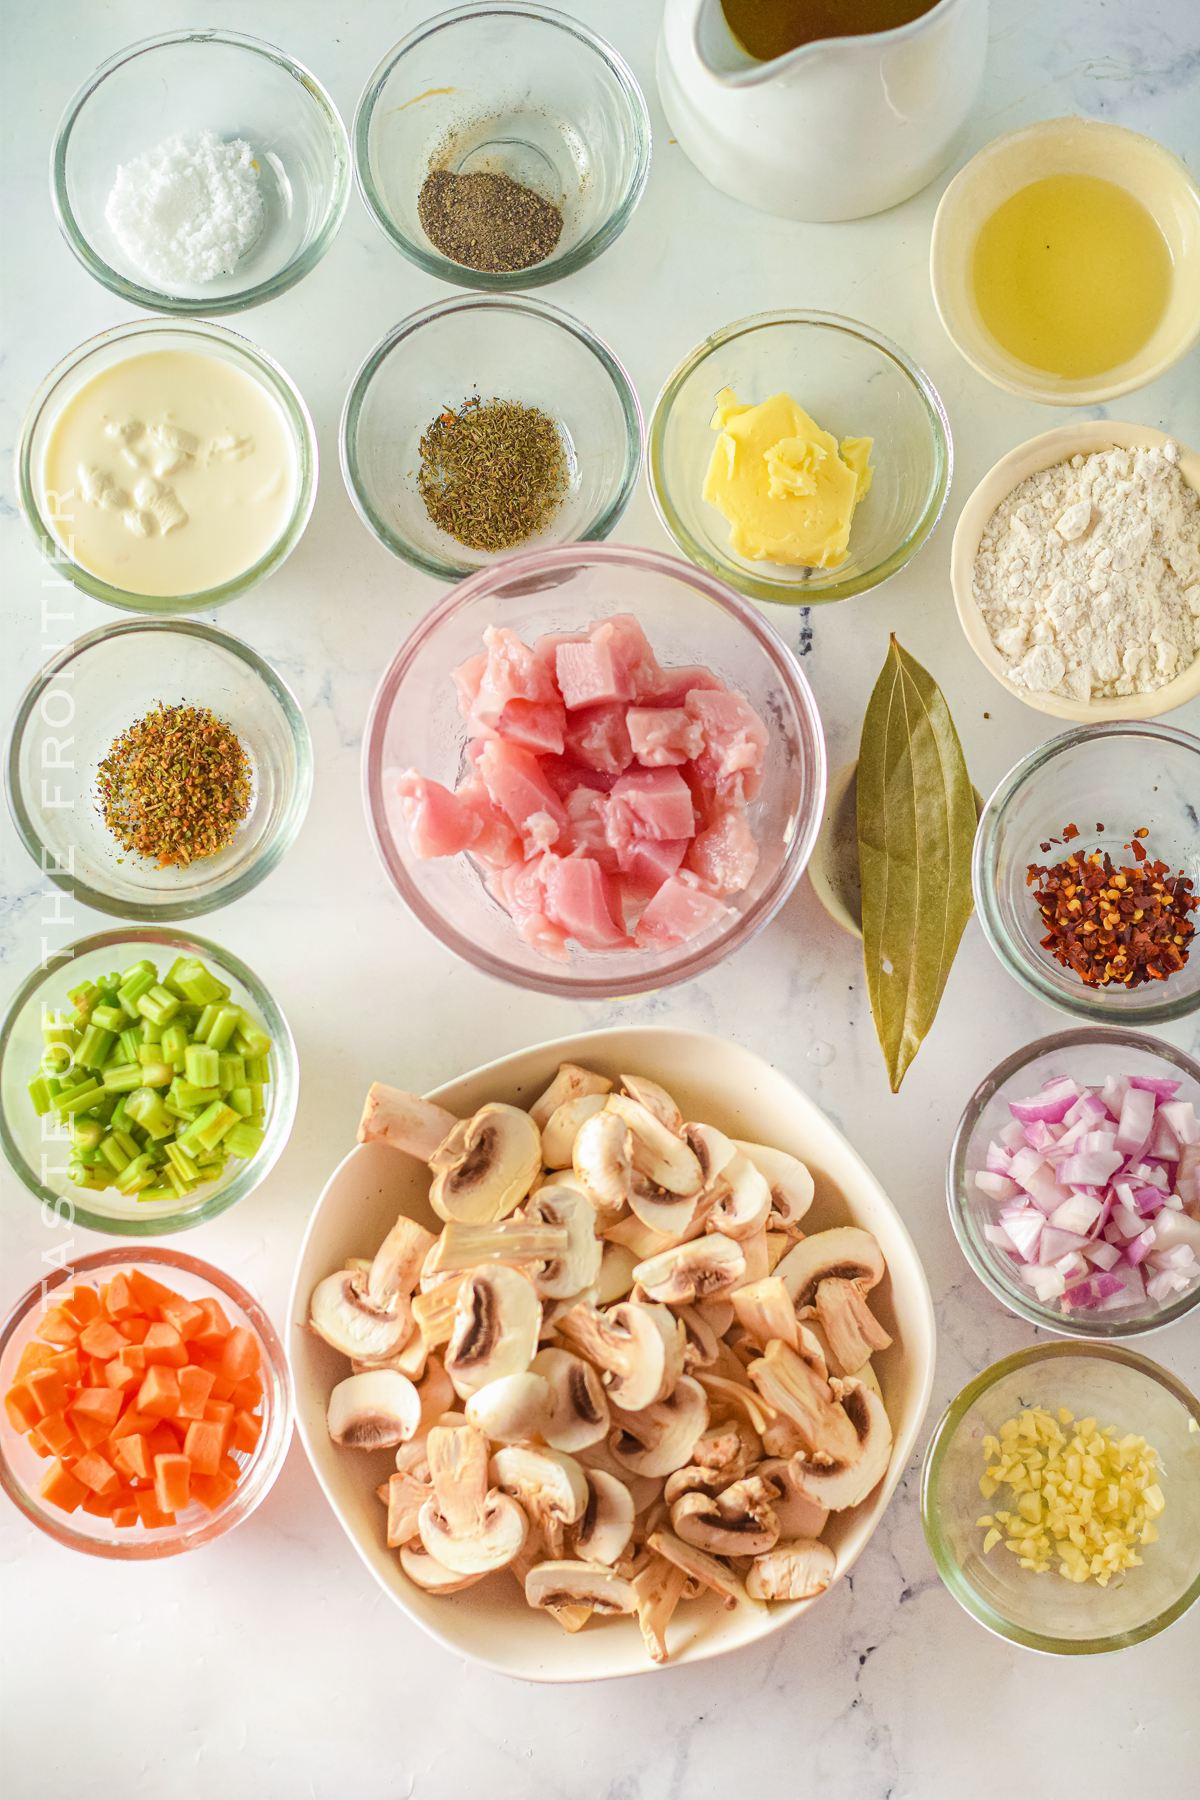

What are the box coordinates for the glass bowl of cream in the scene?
[648,311,952,606]
[51,29,349,314]
[17,318,317,614]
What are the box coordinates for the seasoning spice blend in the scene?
[417,396,568,553]
[1027,824,1199,988]
[97,702,252,868]
[417,169,563,274]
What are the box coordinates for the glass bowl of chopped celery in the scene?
[974,722,1200,1025]
[6,619,312,922]
[51,30,350,315]
[921,1342,1200,1653]
[948,1028,1200,1339]
[0,1246,291,1558]
[0,931,297,1236]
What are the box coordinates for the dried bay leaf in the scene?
[858,636,976,1091]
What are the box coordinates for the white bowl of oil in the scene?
[930,117,1200,406]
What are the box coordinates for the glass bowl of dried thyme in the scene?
[5,618,312,921]
[341,295,642,581]
[973,723,1200,1026]
[353,4,651,291]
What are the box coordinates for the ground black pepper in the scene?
[96,702,252,868]
[418,396,568,552]
[1027,824,1199,988]
[417,169,563,274]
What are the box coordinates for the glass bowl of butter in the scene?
[648,310,951,606]
[17,318,317,615]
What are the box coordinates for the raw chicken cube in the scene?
[686,689,769,801]
[542,854,630,949]
[478,739,567,839]
[487,857,569,960]
[395,772,482,859]
[653,665,725,707]
[563,702,634,774]
[627,707,705,767]
[634,873,734,949]
[454,778,523,869]
[686,803,759,896]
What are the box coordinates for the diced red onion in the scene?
[1128,1075,1181,1100]
[1010,1079,1080,1124]
[1115,1087,1155,1156]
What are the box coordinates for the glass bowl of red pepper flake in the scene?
[973,723,1200,1025]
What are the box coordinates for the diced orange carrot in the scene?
[85,1357,112,1388]
[74,1451,120,1498]
[105,1347,147,1393]
[176,1365,215,1420]
[69,1387,124,1429]
[134,1488,174,1529]
[62,1285,102,1327]
[136,1365,180,1418]
[218,1452,241,1481]
[230,1373,264,1411]
[153,1453,191,1514]
[202,1398,235,1426]
[231,1410,262,1454]
[104,1272,143,1320]
[191,1470,237,1513]
[26,1367,70,1416]
[34,1411,81,1458]
[127,1269,178,1315]
[4,1383,41,1434]
[183,1419,227,1476]
[39,1458,88,1513]
[47,1348,82,1385]
[79,1319,126,1360]
[25,1426,53,1458]
[69,1412,113,1452]
[112,1434,154,1484]
[98,1281,112,1314]
[146,1420,184,1458]
[217,1326,260,1382]
[14,1341,58,1380]
[119,1317,150,1345]
[191,1297,232,1350]
[111,1498,140,1529]
[142,1322,188,1369]
[160,1296,205,1340]
[109,1407,155,1443]
[35,1306,79,1347]
[82,1489,117,1518]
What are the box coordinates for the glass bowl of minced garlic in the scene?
[921,1341,1200,1653]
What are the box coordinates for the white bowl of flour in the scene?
[951,423,1200,722]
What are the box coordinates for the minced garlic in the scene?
[975,1404,1164,1585]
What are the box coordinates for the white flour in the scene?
[105,132,264,287]
[971,443,1200,702]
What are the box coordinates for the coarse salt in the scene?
[105,131,264,287]
[972,443,1200,702]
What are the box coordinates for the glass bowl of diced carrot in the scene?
[0,1247,291,1557]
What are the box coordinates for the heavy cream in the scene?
[41,349,296,596]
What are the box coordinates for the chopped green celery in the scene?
[69,1164,110,1191]
[138,1182,179,1203]
[110,1093,132,1131]
[41,1020,79,1049]
[116,972,155,1020]
[175,1002,203,1031]
[243,1054,269,1084]
[112,1126,140,1160]
[101,1062,144,1094]
[119,1028,143,1064]
[98,1135,132,1174]
[125,1087,175,1139]
[185,1044,220,1088]
[39,1043,75,1080]
[90,1003,128,1035]
[115,1153,158,1195]
[71,1117,104,1152]
[194,1004,221,1042]
[53,1080,102,1119]
[137,984,180,1028]
[163,1096,198,1125]
[139,1062,176,1089]
[173,959,228,1006]
[160,1023,188,1071]
[67,979,99,1014]
[216,1054,245,1094]
[225,1120,265,1160]
[165,1163,197,1200]
[27,1074,51,1115]
[96,971,122,996]
[228,1086,254,1118]
[76,1024,116,1071]
[165,1141,200,1181]
[173,1079,219,1108]
[205,1006,241,1052]
[140,1017,162,1044]
[160,957,191,999]
[196,1101,240,1151]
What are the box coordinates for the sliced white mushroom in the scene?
[605,1094,703,1196]
[490,1445,588,1557]
[414,1355,456,1431]
[540,1094,609,1168]
[525,1560,636,1615]
[730,1276,800,1351]
[327,1368,422,1449]
[683,1120,739,1193]
[367,1215,438,1309]
[676,1302,720,1369]
[609,1374,708,1477]
[747,1339,860,1466]
[694,1294,735,1340]
[746,1538,836,1601]
[814,1277,893,1374]
[704,1152,771,1243]
[789,1378,893,1511]
[399,1543,487,1593]
[425,1215,568,1279]
[603,1211,697,1261]
[732,1141,816,1225]
[631,1554,690,1663]
[620,1075,684,1135]
[633,1234,746,1305]
[310,1269,414,1362]
[465,1372,552,1444]
[754,1458,830,1540]
[775,1227,886,1311]
[572,1109,637,1221]
[529,1063,613,1131]
[417,1423,528,1574]
[358,1083,459,1159]
[444,1265,542,1399]
[523,1186,603,1298]
[693,1369,773,1438]
[530,1347,610,1451]
[383,1470,433,1546]
[670,1474,780,1556]
[647,1526,763,1611]
[411,1275,466,1349]
[555,1299,685,1411]
[429,1103,542,1223]
[595,1240,638,1305]
[570,1467,636,1566]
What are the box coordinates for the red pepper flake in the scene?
[1026,824,1198,989]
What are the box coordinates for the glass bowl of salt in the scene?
[51,29,350,314]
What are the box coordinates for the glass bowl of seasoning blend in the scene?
[18,318,318,616]
[922,1342,1200,1653]
[362,543,826,1000]
[5,619,312,922]
[948,1027,1200,1339]
[648,311,952,606]
[341,295,642,581]
[0,929,298,1237]
[51,30,350,315]
[353,4,650,291]
[973,723,1200,1026]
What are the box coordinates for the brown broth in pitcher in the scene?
[722,0,939,61]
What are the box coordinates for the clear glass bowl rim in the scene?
[647,308,953,606]
[16,316,319,616]
[0,926,298,1235]
[920,1339,1200,1653]
[339,292,645,581]
[50,27,351,316]
[352,0,652,290]
[972,720,1200,1026]
[360,542,828,997]
[0,1244,293,1558]
[4,616,314,921]
[946,1024,1200,1337]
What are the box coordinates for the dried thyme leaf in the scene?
[418,396,567,553]
[857,636,976,1092]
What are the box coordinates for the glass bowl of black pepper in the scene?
[973,722,1200,1026]
[353,4,651,290]
[341,295,643,581]
[5,618,312,922]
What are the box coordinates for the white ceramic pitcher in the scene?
[657,0,990,222]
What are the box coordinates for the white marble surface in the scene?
[2,1,1199,1794]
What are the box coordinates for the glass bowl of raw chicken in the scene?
[361,544,826,997]
[287,1027,936,1680]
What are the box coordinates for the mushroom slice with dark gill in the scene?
[775,1226,886,1312]
[746,1538,836,1602]
[570,1468,635,1566]
[417,1422,528,1574]
[490,1444,588,1558]
[309,1268,414,1362]
[529,1347,610,1451]
[326,1369,422,1449]
[429,1103,542,1224]
[444,1265,541,1399]
[609,1374,708,1478]
[555,1299,685,1412]
[789,1377,893,1511]
[524,1561,637,1616]
[732,1140,815,1225]
[633,1234,746,1306]
[670,1474,780,1557]
[814,1276,892,1375]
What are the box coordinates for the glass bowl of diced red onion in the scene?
[361,543,826,997]
[948,1029,1200,1338]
